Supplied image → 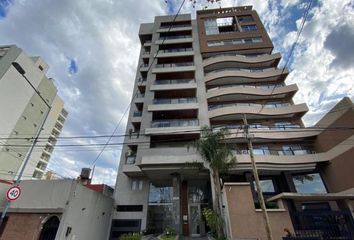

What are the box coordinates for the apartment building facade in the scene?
[0,45,67,180]
[111,6,354,239]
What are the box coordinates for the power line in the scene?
[89,0,188,167]
[256,0,314,115]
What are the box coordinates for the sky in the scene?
[0,0,353,186]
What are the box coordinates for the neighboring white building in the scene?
[0,45,67,180]
[0,179,114,240]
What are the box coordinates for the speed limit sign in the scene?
[6,185,21,201]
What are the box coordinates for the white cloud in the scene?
[1,0,353,186]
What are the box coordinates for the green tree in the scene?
[194,126,236,238]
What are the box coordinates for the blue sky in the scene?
[0,0,353,186]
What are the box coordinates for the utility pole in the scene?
[242,114,274,240]
[0,62,52,227]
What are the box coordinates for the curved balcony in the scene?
[208,103,308,121]
[223,127,321,141]
[203,53,281,71]
[207,84,298,102]
[204,68,288,86]
[232,134,354,171]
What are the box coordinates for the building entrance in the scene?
[189,203,202,236]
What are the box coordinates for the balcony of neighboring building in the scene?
[206,83,298,102]
[148,89,198,111]
[155,30,193,44]
[35,161,47,172]
[204,67,288,87]
[40,152,51,162]
[152,56,195,73]
[203,52,281,70]
[208,101,308,121]
[53,122,63,132]
[156,43,194,58]
[157,21,192,33]
[60,108,68,118]
[43,144,54,155]
[151,72,196,91]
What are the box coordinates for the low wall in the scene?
[224,183,294,240]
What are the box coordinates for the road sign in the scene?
[6,185,21,201]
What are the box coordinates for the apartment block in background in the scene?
[0,45,67,180]
[111,6,354,239]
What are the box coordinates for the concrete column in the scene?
[171,173,181,234]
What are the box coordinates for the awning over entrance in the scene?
[267,192,354,202]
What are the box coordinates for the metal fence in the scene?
[283,211,354,239]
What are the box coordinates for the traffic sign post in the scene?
[5,185,22,201]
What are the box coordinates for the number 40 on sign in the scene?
[6,185,22,201]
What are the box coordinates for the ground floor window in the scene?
[147,182,173,234]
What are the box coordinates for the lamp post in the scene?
[0,62,52,227]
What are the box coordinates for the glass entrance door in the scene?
[189,204,201,236]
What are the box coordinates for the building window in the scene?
[131,179,143,191]
[207,37,263,47]
[147,182,173,234]
[292,173,327,193]
[253,179,276,193]
[148,183,172,203]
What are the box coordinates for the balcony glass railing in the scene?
[133,111,142,117]
[208,102,290,110]
[206,67,276,76]
[151,119,199,128]
[208,83,285,92]
[206,53,270,60]
[153,98,197,104]
[160,24,191,29]
[138,78,147,82]
[212,123,301,131]
[232,149,315,156]
[155,79,195,85]
[140,63,149,68]
[158,35,192,40]
[142,51,150,55]
[126,156,136,164]
[135,93,145,98]
[155,62,194,68]
[159,47,193,53]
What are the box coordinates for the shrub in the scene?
[202,208,223,238]
[120,232,142,240]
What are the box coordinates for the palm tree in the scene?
[194,126,236,238]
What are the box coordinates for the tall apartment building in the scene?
[111,6,354,239]
[0,45,67,180]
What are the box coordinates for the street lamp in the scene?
[0,62,52,226]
